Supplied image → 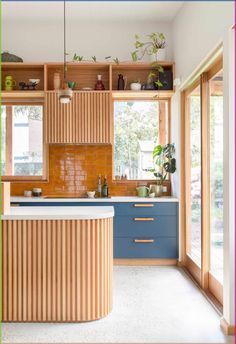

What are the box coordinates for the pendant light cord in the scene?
[64,0,66,81]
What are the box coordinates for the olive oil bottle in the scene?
[97,174,102,198]
[101,176,109,198]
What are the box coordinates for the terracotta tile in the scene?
[10,144,171,196]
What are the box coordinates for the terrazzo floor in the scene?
[2,266,233,343]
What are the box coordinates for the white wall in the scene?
[2,18,173,62]
[171,1,234,328]
[172,1,233,83]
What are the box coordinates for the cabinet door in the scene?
[45,91,112,144]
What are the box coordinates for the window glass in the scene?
[209,70,224,283]
[1,106,6,175]
[188,85,201,266]
[114,100,168,180]
[1,105,43,177]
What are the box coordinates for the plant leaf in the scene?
[153,144,162,158]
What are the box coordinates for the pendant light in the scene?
[58,0,73,104]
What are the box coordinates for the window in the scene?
[1,104,44,179]
[114,100,169,180]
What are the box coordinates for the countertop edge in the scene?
[11,196,179,203]
[1,206,115,220]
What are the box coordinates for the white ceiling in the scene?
[3,1,184,22]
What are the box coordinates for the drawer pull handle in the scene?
[133,239,155,243]
[134,218,154,221]
[133,204,154,207]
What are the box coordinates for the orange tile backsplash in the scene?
[10,145,171,197]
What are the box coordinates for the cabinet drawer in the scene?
[115,202,177,216]
[114,216,177,237]
[114,237,178,259]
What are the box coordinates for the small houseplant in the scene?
[148,143,176,196]
[132,32,166,62]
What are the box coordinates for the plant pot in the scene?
[130,82,142,91]
[149,184,163,197]
[149,48,166,62]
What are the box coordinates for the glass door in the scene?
[183,55,223,304]
[185,83,202,282]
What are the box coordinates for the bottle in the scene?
[95,75,105,90]
[97,174,102,198]
[101,176,109,198]
[117,74,125,90]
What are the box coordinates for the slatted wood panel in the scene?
[2,218,113,322]
[45,91,112,144]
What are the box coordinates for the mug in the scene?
[5,75,16,91]
[136,186,149,197]
[24,190,32,197]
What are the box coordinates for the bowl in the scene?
[87,191,96,198]
[29,79,40,85]
[82,87,93,91]
[32,188,42,197]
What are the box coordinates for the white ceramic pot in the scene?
[130,82,142,91]
[149,184,163,197]
[149,48,166,62]
[87,191,96,198]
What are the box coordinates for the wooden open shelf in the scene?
[112,90,174,99]
[111,61,174,92]
[45,62,110,91]
[1,61,175,98]
[1,63,45,91]
[1,90,45,99]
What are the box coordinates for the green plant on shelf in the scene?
[73,53,84,62]
[132,32,166,61]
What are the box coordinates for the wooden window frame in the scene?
[1,101,48,182]
[181,55,223,306]
[112,97,171,183]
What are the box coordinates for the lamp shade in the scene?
[58,83,73,104]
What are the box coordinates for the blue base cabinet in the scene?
[11,201,179,259]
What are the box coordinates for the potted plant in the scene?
[132,32,166,62]
[130,79,142,91]
[148,143,176,197]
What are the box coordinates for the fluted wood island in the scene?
[2,206,114,322]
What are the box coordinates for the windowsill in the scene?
[1,176,49,182]
[112,179,170,184]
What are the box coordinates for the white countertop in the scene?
[11,196,179,203]
[2,206,114,220]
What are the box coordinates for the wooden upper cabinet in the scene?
[45,91,112,144]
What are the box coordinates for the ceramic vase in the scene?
[130,82,142,91]
[149,184,163,197]
[150,48,166,62]
[53,72,61,90]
